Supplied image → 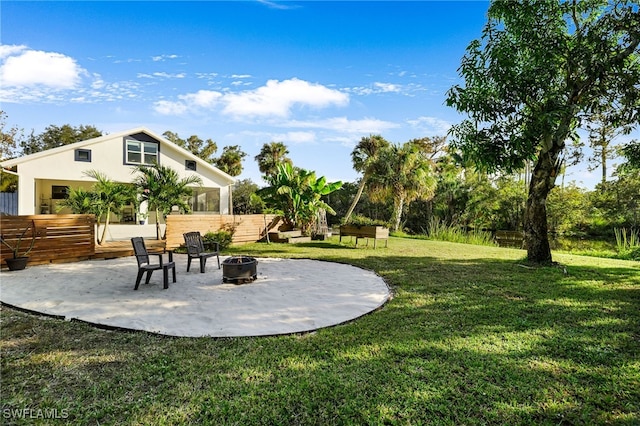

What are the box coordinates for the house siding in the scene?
[3,128,234,215]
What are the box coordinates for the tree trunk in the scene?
[524,139,562,264]
[155,209,162,240]
[344,174,367,223]
[392,194,405,232]
[99,208,111,244]
[601,146,607,185]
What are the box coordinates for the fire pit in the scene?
[222,256,258,284]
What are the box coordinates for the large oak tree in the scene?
[446,0,640,264]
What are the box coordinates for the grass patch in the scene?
[2,238,639,425]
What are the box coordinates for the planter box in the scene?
[339,225,389,248]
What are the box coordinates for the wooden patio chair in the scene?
[183,231,220,273]
[131,237,176,290]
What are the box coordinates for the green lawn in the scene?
[2,237,639,425]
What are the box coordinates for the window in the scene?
[185,160,197,171]
[189,188,220,213]
[52,185,69,199]
[125,139,158,165]
[74,149,91,162]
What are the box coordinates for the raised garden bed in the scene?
[339,225,389,248]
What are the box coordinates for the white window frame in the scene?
[125,139,159,165]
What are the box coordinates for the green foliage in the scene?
[214,145,247,177]
[5,239,639,424]
[259,163,342,233]
[425,217,495,246]
[367,139,437,232]
[0,219,39,258]
[162,131,247,176]
[56,187,100,215]
[446,0,640,264]
[254,141,292,178]
[547,184,592,234]
[0,111,22,161]
[619,140,640,173]
[57,171,137,245]
[344,135,390,222]
[591,172,640,229]
[20,124,102,155]
[342,214,388,227]
[133,163,203,239]
[0,169,18,192]
[162,131,218,164]
[232,179,264,214]
[614,228,640,260]
[203,225,235,251]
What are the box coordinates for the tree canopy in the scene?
[446,0,640,264]
[214,145,247,177]
[254,142,292,179]
[162,131,218,164]
[20,124,102,155]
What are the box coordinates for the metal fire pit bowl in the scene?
[222,256,258,284]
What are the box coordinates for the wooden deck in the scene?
[93,239,167,260]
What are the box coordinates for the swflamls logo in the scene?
[2,407,69,419]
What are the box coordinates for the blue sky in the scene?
[1,1,634,188]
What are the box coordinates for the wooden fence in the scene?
[0,214,280,269]
[165,214,280,249]
[1,214,95,268]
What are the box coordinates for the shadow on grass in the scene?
[2,242,639,424]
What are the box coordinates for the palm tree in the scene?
[81,170,137,244]
[343,135,390,223]
[254,142,292,178]
[133,163,202,239]
[367,141,437,232]
[56,187,99,215]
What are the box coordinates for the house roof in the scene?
[0,127,236,185]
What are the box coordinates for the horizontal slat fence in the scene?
[165,214,280,249]
[1,214,95,268]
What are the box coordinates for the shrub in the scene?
[342,215,388,227]
[203,225,235,252]
[426,217,495,246]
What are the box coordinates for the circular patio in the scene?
[0,255,390,337]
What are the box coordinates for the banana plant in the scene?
[260,163,342,233]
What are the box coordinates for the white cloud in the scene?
[180,90,222,108]
[373,82,401,93]
[256,0,300,10]
[222,78,349,117]
[0,44,27,59]
[407,116,452,135]
[152,90,223,115]
[286,116,398,135]
[154,78,349,118]
[274,131,317,144]
[152,54,179,61]
[138,72,186,79]
[0,45,86,89]
[154,100,189,115]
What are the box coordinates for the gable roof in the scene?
[0,127,236,185]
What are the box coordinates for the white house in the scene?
[0,127,236,222]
